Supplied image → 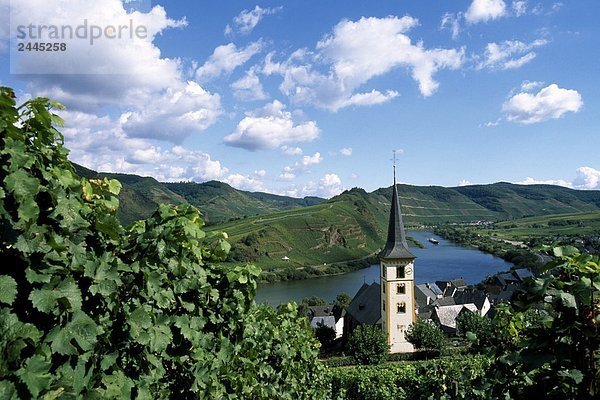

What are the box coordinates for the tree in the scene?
[405,318,447,357]
[347,325,388,365]
[0,87,327,399]
[314,323,336,351]
[334,292,352,310]
[456,310,494,351]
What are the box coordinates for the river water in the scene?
[254,231,513,306]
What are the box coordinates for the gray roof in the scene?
[310,316,336,330]
[433,297,456,307]
[416,284,437,301]
[346,282,381,325]
[308,305,334,318]
[432,304,477,333]
[514,268,534,281]
[378,180,415,260]
[455,291,489,310]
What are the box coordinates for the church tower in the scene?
[379,160,415,353]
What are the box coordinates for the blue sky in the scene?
[1,0,598,197]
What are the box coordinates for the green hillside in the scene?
[207,184,600,271]
[73,164,186,225]
[454,182,600,219]
[491,211,600,238]
[72,164,600,270]
[207,188,389,270]
[165,181,324,225]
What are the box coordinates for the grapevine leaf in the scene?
[68,311,98,352]
[17,355,52,398]
[29,289,58,314]
[0,276,17,305]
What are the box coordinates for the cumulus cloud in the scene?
[280,173,344,198]
[516,177,573,188]
[263,16,464,111]
[224,100,320,151]
[196,41,263,82]
[476,39,547,70]
[60,110,228,182]
[280,152,323,180]
[515,166,600,190]
[340,148,353,156]
[120,81,222,143]
[503,84,583,124]
[231,68,268,101]
[225,5,282,36]
[9,0,188,111]
[573,167,600,190]
[465,0,507,24]
[224,171,268,192]
[280,145,303,156]
[458,179,472,186]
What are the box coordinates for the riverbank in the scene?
[255,231,514,305]
[256,235,424,283]
[432,226,542,272]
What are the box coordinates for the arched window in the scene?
[397,283,406,294]
[397,302,406,314]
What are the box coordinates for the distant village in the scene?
[306,266,536,342]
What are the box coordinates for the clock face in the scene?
[405,267,413,275]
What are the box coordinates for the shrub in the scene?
[347,325,388,365]
[405,318,447,357]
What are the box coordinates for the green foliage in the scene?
[315,323,337,350]
[405,318,447,357]
[456,311,494,351]
[474,247,599,399]
[0,88,326,399]
[334,292,352,309]
[347,325,388,365]
[328,355,492,400]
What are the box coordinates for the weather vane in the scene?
[392,150,397,183]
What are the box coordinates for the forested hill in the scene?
[73,164,325,225]
[73,163,600,228]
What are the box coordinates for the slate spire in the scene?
[379,159,415,260]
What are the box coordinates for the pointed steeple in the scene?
[379,159,414,260]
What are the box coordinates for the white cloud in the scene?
[512,1,528,16]
[9,1,188,111]
[318,174,344,198]
[520,80,544,91]
[280,145,303,156]
[458,179,472,186]
[224,172,267,192]
[60,110,228,182]
[225,5,282,36]
[340,148,353,156]
[503,84,583,124]
[476,39,547,70]
[120,81,222,143]
[280,152,323,180]
[231,68,268,101]
[196,41,262,82]
[224,100,320,151]
[516,177,573,188]
[465,0,507,24]
[573,167,600,190]
[281,173,343,198]
[440,12,461,40]
[515,167,600,190]
[264,16,464,111]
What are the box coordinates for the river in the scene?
[254,231,513,306]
